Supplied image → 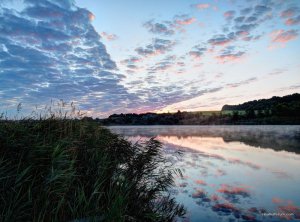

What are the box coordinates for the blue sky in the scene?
[0,0,300,117]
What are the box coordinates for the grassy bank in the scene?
[0,113,185,221]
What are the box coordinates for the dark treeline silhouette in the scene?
[222,93,300,116]
[97,93,300,125]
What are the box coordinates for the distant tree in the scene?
[257,109,264,118]
[222,93,300,112]
[232,111,239,121]
[82,116,93,121]
[245,109,255,118]
[264,109,271,117]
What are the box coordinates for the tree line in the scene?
[95,93,300,125]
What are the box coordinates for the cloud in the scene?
[0,0,143,116]
[253,4,272,17]
[272,199,300,220]
[228,158,260,170]
[147,61,173,73]
[223,10,235,19]
[195,179,207,185]
[143,20,175,36]
[211,203,239,214]
[174,16,196,26]
[275,84,300,92]
[217,184,251,203]
[240,7,252,15]
[192,3,210,10]
[270,29,298,43]
[126,64,138,69]
[285,15,300,26]
[226,77,257,88]
[234,16,245,23]
[208,34,235,46]
[191,189,211,203]
[219,2,277,48]
[268,68,286,76]
[271,170,291,179]
[120,56,142,70]
[135,38,176,57]
[210,194,220,202]
[178,182,188,188]
[189,45,207,59]
[245,16,257,23]
[281,7,299,18]
[133,84,224,112]
[235,23,258,32]
[216,46,245,63]
[101,32,118,41]
[272,197,283,204]
[121,56,141,65]
[215,169,226,176]
[2,0,297,117]
[144,15,196,36]
[235,30,249,37]
[24,0,74,10]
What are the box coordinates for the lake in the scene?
[108,125,300,222]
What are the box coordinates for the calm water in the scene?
[109,125,300,222]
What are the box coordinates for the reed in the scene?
[0,103,185,222]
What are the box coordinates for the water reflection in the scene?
[109,126,300,222]
[109,125,300,153]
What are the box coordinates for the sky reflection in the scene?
[110,125,300,222]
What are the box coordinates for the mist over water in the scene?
[109,125,300,222]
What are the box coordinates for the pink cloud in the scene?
[210,194,220,202]
[270,29,298,43]
[236,31,249,37]
[212,203,238,213]
[176,61,185,67]
[278,203,300,220]
[271,197,300,219]
[130,58,140,63]
[209,38,233,46]
[285,17,300,26]
[281,9,296,18]
[189,51,202,60]
[194,3,210,9]
[195,179,207,185]
[192,189,206,198]
[217,184,250,197]
[88,12,95,21]
[175,17,196,25]
[215,53,245,63]
[272,197,283,204]
[101,32,118,41]
[223,10,235,19]
[121,57,142,65]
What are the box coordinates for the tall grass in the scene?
[0,103,185,222]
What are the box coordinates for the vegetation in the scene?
[99,93,300,125]
[222,93,300,113]
[0,104,185,222]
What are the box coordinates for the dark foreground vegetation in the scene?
[99,93,300,125]
[0,109,185,221]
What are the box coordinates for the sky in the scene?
[0,0,300,117]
